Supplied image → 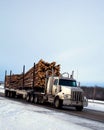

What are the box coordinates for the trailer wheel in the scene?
[7,91,10,97]
[5,90,8,97]
[26,94,30,102]
[30,95,34,103]
[10,92,13,98]
[12,92,16,98]
[76,106,83,111]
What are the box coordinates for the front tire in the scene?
[54,98,62,109]
[76,106,83,111]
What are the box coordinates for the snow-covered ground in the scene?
[0,85,104,130]
[0,96,104,130]
[0,84,4,89]
[0,84,4,93]
[87,99,104,112]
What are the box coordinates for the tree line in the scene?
[81,86,104,101]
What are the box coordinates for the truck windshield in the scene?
[59,79,77,87]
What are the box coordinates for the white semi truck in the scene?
[42,70,87,110]
[5,68,88,111]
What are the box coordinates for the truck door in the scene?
[52,79,58,95]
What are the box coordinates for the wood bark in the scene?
[5,59,60,89]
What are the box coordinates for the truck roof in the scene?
[53,76,76,81]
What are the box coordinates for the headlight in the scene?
[84,96,88,101]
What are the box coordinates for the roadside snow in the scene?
[88,99,104,104]
[0,86,104,130]
[0,85,4,93]
[0,97,104,130]
[86,99,104,112]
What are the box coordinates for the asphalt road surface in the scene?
[0,92,104,123]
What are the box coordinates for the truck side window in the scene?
[54,79,58,85]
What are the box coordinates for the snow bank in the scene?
[88,99,104,104]
[86,99,104,112]
[0,85,4,93]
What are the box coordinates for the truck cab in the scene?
[46,72,88,111]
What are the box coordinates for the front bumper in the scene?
[83,97,88,107]
[63,99,88,107]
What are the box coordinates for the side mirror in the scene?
[77,82,80,87]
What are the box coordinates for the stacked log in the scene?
[24,67,33,88]
[5,59,60,89]
[5,74,21,88]
[34,59,60,87]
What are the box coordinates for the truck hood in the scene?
[61,86,83,94]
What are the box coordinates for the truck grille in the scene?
[72,91,83,101]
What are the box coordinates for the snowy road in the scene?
[0,96,104,130]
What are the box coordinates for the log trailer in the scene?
[4,60,88,111]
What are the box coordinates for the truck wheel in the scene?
[54,98,62,109]
[26,95,30,102]
[30,95,34,103]
[76,106,83,111]
[40,98,44,104]
[5,90,8,97]
[34,96,38,104]
[10,92,13,98]
[7,91,10,97]
[12,92,16,98]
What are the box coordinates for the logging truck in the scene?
[4,60,88,111]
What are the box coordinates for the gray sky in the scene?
[0,0,104,84]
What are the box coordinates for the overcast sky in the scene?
[0,0,104,85]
